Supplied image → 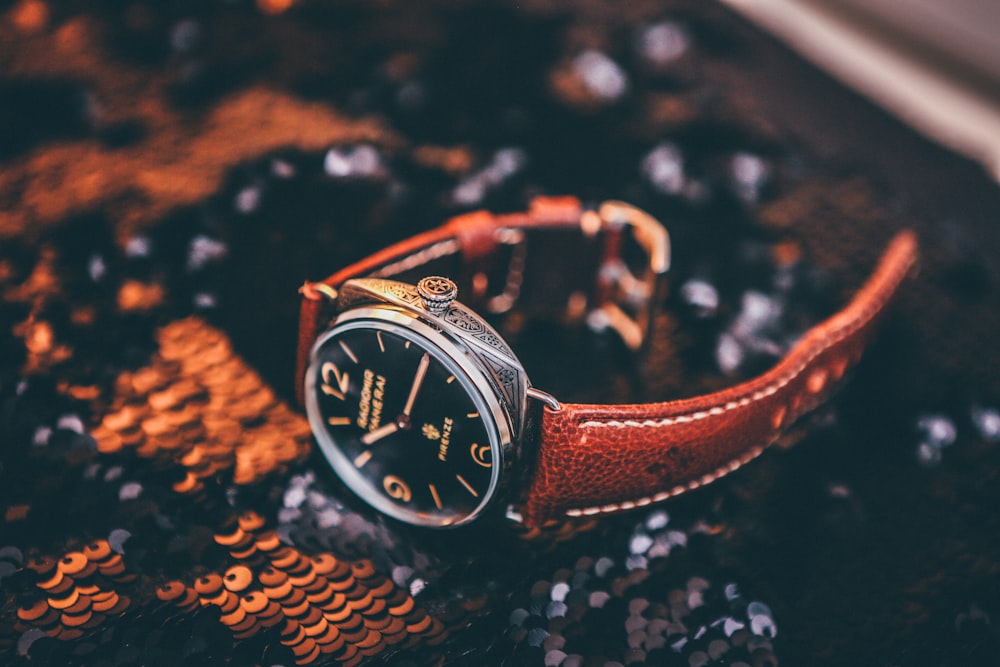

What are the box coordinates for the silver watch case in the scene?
[304,277,531,526]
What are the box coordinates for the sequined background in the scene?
[2,1,999,666]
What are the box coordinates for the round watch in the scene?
[297,197,917,528]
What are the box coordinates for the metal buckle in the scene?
[583,200,671,350]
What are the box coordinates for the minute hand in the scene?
[401,353,430,419]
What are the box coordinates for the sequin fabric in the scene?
[92,318,312,490]
[2,1,1000,666]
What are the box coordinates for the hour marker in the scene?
[466,411,479,419]
[339,340,359,363]
[428,484,443,510]
[327,416,351,426]
[376,331,385,353]
[456,474,478,497]
[405,340,411,349]
[320,362,350,400]
[353,451,373,468]
[446,375,456,384]
[321,384,345,401]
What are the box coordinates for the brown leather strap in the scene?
[296,199,918,527]
[520,231,919,525]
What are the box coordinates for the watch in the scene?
[296,196,917,528]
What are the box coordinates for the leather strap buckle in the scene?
[586,201,671,350]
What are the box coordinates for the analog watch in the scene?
[298,197,917,528]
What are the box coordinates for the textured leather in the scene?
[521,231,918,525]
[297,200,918,527]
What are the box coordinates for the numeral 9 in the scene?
[383,475,412,502]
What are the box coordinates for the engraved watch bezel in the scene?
[304,293,526,528]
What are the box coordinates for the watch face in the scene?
[305,312,506,527]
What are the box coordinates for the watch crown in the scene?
[417,276,458,315]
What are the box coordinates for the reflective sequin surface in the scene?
[2,1,999,666]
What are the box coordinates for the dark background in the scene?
[2,1,999,665]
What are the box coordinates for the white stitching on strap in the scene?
[487,228,527,314]
[371,239,461,278]
[495,227,525,245]
[564,239,916,519]
[564,444,767,518]
[370,227,521,283]
[578,244,914,430]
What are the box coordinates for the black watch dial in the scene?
[306,317,503,527]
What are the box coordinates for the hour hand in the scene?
[361,422,399,445]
